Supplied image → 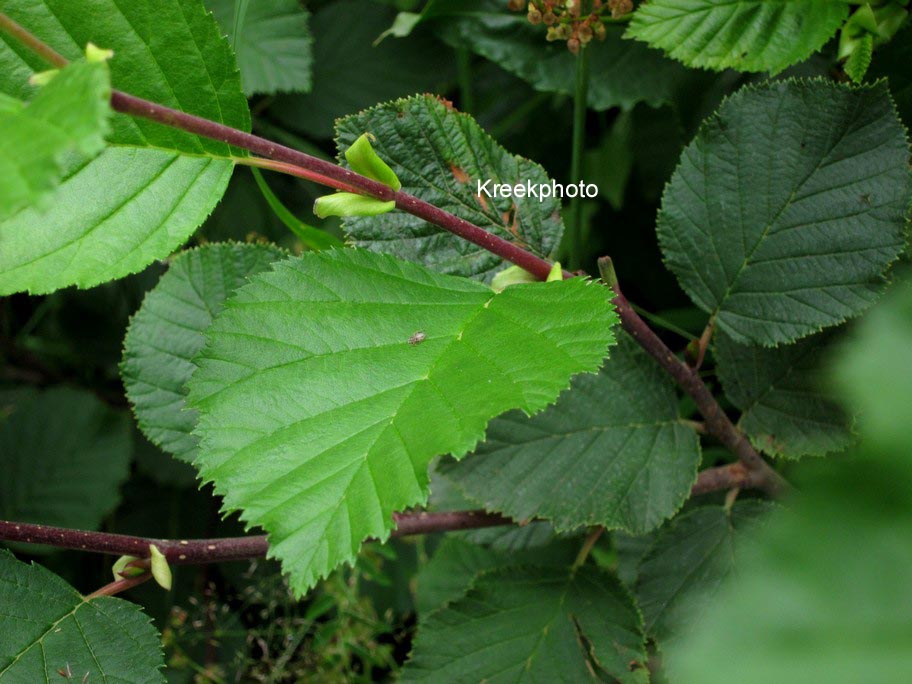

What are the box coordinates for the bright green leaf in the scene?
[186,249,617,593]
[313,192,396,219]
[440,336,700,534]
[122,243,285,463]
[0,550,165,682]
[0,0,249,294]
[336,95,564,282]
[0,388,131,547]
[207,0,313,95]
[426,0,689,111]
[657,79,911,346]
[626,0,850,74]
[715,331,853,459]
[635,502,776,643]
[0,60,110,221]
[402,566,647,684]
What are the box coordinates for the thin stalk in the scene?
[456,46,474,114]
[566,45,589,270]
[572,526,604,570]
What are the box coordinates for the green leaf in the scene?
[426,0,689,111]
[336,95,564,282]
[402,566,648,684]
[416,536,578,616]
[626,0,850,74]
[0,60,110,221]
[440,336,701,534]
[657,79,911,346]
[635,502,775,643]
[207,0,313,95]
[122,243,286,463]
[843,33,874,84]
[0,0,249,295]
[0,550,165,682]
[0,388,131,545]
[186,249,617,593]
[715,331,853,459]
[270,0,454,139]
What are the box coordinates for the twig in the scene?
[0,465,771,563]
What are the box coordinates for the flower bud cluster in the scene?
[511,1,633,54]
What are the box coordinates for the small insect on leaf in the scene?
[408,331,426,345]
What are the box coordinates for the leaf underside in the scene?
[0,0,249,294]
[122,243,286,463]
[657,79,911,346]
[0,60,110,222]
[626,0,849,74]
[187,249,617,593]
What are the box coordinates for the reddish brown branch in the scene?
[0,465,758,563]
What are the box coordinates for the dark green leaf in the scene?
[441,336,701,534]
[0,388,131,544]
[715,331,853,459]
[657,79,911,345]
[0,550,165,681]
[336,95,564,282]
[269,0,453,139]
[428,0,689,111]
[207,0,313,95]
[635,502,775,643]
[403,566,647,683]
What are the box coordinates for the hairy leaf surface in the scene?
[0,60,110,221]
[336,95,564,282]
[657,79,910,345]
[715,332,852,459]
[402,566,647,683]
[187,249,616,593]
[122,243,286,463]
[0,0,249,294]
[0,550,164,682]
[440,336,700,534]
[208,0,313,95]
[635,502,775,643]
[626,0,849,74]
[0,388,131,542]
